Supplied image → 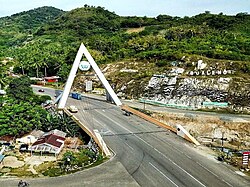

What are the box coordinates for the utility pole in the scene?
[221,132,227,152]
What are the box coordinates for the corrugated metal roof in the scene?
[32,134,65,148]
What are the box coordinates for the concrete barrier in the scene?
[121,105,200,145]
[121,105,176,132]
[63,109,111,157]
[93,130,111,157]
[176,124,200,146]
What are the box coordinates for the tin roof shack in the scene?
[0,135,14,145]
[16,130,44,145]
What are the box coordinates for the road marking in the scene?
[235,171,246,176]
[124,141,134,150]
[196,161,234,187]
[94,116,134,150]
[149,162,179,187]
[99,112,207,187]
[169,158,206,187]
[184,153,191,159]
[221,179,234,187]
[196,162,219,178]
[139,126,235,187]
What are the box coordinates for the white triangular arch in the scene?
[57,43,122,109]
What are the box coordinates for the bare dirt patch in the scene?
[1,156,24,168]
[126,27,145,34]
[152,112,250,149]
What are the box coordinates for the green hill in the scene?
[0,5,249,81]
[0,6,64,51]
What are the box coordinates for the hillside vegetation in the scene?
[0,5,249,83]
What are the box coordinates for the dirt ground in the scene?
[152,112,250,150]
[0,155,57,175]
[1,156,24,168]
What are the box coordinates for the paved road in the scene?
[68,97,250,187]
[32,85,250,122]
[19,86,250,186]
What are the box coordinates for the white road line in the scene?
[170,160,206,187]
[221,179,234,187]
[184,153,191,159]
[196,162,219,177]
[99,111,207,187]
[94,116,134,150]
[124,141,134,150]
[93,118,106,128]
[149,162,179,187]
[235,171,246,177]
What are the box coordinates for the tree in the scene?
[0,98,46,136]
[7,76,34,102]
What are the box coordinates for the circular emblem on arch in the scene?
[79,61,91,71]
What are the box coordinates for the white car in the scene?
[68,105,78,113]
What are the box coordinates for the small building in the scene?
[44,76,60,83]
[16,130,44,144]
[29,134,65,156]
[0,135,14,144]
[43,129,66,138]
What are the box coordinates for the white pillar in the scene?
[58,44,85,109]
[58,43,122,109]
[81,44,122,106]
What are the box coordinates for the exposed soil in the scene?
[152,112,250,149]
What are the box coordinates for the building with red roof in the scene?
[29,130,66,156]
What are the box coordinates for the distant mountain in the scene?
[0,6,64,49]
[0,6,64,31]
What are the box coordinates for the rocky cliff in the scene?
[143,60,250,114]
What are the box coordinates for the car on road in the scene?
[38,89,45,92]
[68,105,78,113]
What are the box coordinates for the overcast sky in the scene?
[0,0,249,18]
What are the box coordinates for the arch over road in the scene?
[58,43,122,110]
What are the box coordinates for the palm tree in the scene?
[41,58,49,77]
[29,57,42,78]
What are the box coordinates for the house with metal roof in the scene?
[29,133,65,156]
